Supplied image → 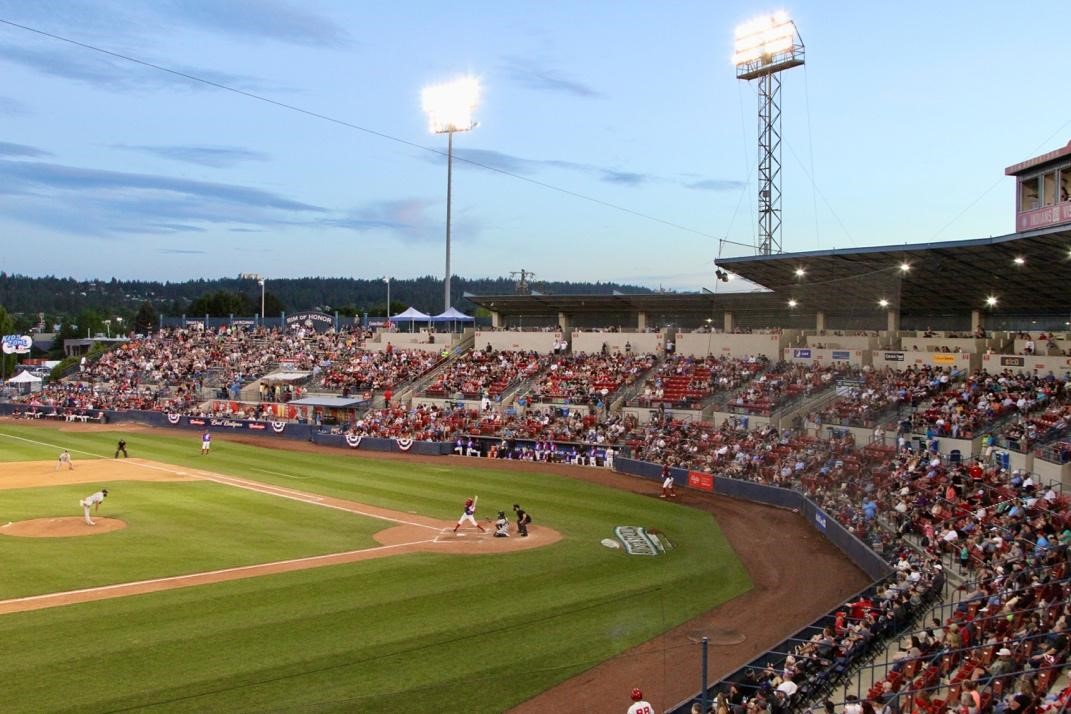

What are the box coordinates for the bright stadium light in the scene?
[899,262,911,273]
[422,75,481,311]
[794,267,806,277]
[788,299,798,308]
[1014,256,1025,265]
[878,298,890,308]
[733,12,799,70]
[986,295,999,307]
[734,12,804,256]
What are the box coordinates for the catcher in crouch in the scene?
[453,496,486,534]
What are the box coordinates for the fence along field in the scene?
[0,422,750,712]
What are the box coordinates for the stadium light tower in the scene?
[734,12,805,255]
[421,76,480,312]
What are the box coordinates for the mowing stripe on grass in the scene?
[0,536,437,615]
[252,466,312,480]
[0,431,441,531]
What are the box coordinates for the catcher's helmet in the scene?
[631,688,643,701]
[465,498,473,506]
[102,489,109,496]
[497,511,506,518]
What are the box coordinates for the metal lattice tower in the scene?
[734,14,805,256]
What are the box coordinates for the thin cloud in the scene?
[451,148,739,191]
[501,57,602,98]
[0,160,323,212]
[0,96,29,115]
[0,158,326,237]
[0,142,50,158]
[686,178,747,191]
[601,170,648,186]
[114,144,270,168]
[320,199,439,243]
[157,0,351,47]
[157,247,208,253]
[0,44,266,92]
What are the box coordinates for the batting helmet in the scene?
[631,688,643,701]
[465,498,473,506]
[102,489,109,496]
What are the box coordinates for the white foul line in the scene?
[0,430,441,531]
[0,538,437,608]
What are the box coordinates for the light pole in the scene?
[421,76,480,312]
[384,276,392,323]
[103,319,111,338]
[239,273,266,324]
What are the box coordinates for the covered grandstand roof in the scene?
[468,225,1071,319]
[464,290,780,317]
[717,225,1071,314]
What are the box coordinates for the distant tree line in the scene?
[0,273,653,321]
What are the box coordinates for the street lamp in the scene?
[258,279,265,320]
[422,75,481,312]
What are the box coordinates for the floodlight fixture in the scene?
[1013,256,1025,265]
[734,13,804,257]
[733,12,804,80]
[422,75,481,311]
[985,296,998,307]
[421,76,481,134]
[794,267,806,278]
[787,299,798,308]
[878,298,890,308]
[899,262,912,273]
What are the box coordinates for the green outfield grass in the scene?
[0,423,751,713]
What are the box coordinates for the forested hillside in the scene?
[0,273,654,318]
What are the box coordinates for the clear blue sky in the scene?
[0,1,1067,291]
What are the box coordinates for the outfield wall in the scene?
[612,457,891,582]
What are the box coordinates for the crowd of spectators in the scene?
[315,345,442,392]
[528,352,656,403]
[725,362,852,416]
[420,349,549,400]
[810,366,959,428]
[909,370,1070,440]
[631,355,768,409]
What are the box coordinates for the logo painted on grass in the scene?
[613,526,665,556]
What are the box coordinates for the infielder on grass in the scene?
[453,496,486,534]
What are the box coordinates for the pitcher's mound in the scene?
[0,517,126,537]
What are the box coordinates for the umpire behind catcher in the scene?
[513,504,531,537]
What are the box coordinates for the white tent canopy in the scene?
[390,306,432,321]
[6,371,42,384]
[431,307,474,321]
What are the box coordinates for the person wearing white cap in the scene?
[988,647,1016,680]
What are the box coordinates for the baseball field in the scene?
[0,422,753,713]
